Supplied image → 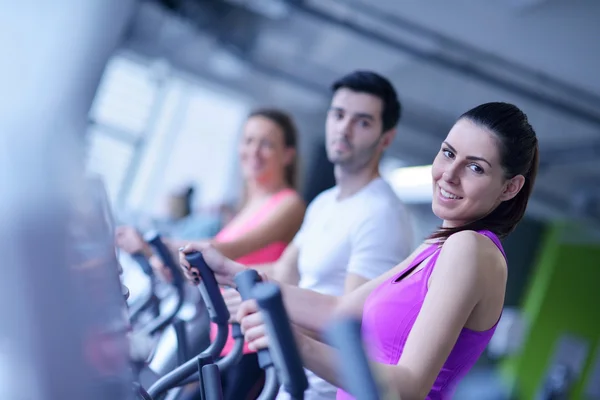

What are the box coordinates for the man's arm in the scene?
[294,331,341,387]
[241,234,496,400]
[276,203,414,339]
[271,243,300,285]
[343,273,370,293]
[296,204,415,339]
[222,243,300,322]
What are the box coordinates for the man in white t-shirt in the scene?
[282,181,411,399]
[293,176,410,297]
[209,70,414,400]
[270,71,413,399]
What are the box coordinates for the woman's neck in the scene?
[442,220,460,229]
[246,178,288,201]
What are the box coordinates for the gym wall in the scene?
[302,141,335,204]
[502,217,547,307]
[501,223,600,400]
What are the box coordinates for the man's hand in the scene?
[238,299,270,351]
[223,288,242,323]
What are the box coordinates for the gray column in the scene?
[0,1,137,399]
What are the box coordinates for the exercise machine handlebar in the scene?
[139,233,186,336]
[185,252,230,325]
[325,317,386,400]
[202,364,224,400]
[146,251,230,398]
[253,283,308,400]
[132,252,155,278]
[234,270,280,400]
[161,267,249,389]
[234,270,273,369]
[128,252,159,322]
[144,231,185,289]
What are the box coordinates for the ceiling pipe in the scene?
[285,1,600,129]
[330,0,600,108]
[540,142,600,169]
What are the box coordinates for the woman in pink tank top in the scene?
[119,108,306,400]
[204,109,306,400]
[181,102,540,400]
[208,187,300,397]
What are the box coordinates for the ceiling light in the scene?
[386,164,433,203]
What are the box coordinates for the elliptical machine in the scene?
[126,232,197,396]
[325,318,388,400]
[135,252,309,400]
[129,249,387,400]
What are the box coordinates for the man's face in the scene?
[325,88,389,171]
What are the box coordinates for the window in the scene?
[89,56,159,136]
[85,52,250,215]
[86,125,135,202]
[85,54,161,205]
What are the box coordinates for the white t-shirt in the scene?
[277,177,414,400]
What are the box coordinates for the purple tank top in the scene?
[336,230,506,400]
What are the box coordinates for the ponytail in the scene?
[429,103,539,242]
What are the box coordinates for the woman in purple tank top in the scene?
[180,102,540,400]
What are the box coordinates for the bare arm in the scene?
[343,274,370,292]
[275,277,368,345]
[236,246,423,341]
[226,242,301,283]
[222,244,301,323]
[271,243,300,285]
[163,193,304,284]
[294,331,340,386]
[239,233,504,399]
[273,242,425,340]
[333,243,427,320]
[302,271,390,340]
[210,194,305,260]
[201,240,422,337]
[286,207,419,334]
[373,231,504,399]
[294,333,400,400]
[154,192,304,257]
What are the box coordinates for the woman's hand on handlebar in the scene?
[178,241,245,287]
[237,299,270,351]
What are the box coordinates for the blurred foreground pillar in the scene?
[0,1,137,399]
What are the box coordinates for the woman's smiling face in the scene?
[431,118,511,227]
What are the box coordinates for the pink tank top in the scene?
[337,230,505,400]
[211,188,296,356]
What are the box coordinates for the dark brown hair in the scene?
[331,70,402,133]
[429,102,539,242]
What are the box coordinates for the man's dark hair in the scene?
[331,70,402,132]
